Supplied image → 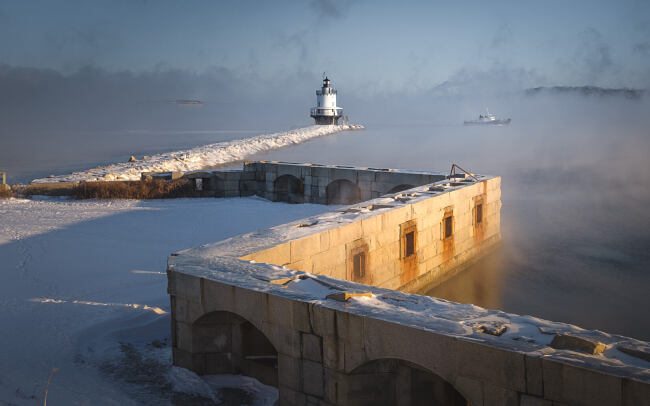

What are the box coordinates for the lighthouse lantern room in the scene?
[310,76,343,125]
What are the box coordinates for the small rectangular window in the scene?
[195,178,203,191]
[476,203,483,224]
[353,252,365,280]
[444,216,453,239]
[405,231,415,257]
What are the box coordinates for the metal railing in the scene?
[310,108,343,116]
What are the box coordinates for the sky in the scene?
[0,0,649,136]
[1,0,649,91]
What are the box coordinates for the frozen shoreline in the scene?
[0,197,331,405]
[32,124,363,184]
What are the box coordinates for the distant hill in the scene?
[525,86,645,99]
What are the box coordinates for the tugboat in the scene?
[464,109,511,125]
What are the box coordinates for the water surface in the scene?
[252,96,650,340]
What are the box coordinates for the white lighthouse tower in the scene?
[310,76,343,125]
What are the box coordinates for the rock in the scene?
[476,322,508,336]
[269,277,298,285]
[295,220,319,228]
[538,326,558,335]
[128,156,137,162]
[47,174,55,178]
[550,334,606,355]
[326,291,372,302]
[617,343,650,362]
[512,336,536,343]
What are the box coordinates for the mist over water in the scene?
[252,94,650,340]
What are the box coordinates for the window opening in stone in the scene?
[195,178,203,191]
[444,216,453,239]
[476,203,483,225]
[405,231,415,257]
[353,252,365,280]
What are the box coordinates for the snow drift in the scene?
[32,124,362,184]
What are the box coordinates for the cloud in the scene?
[276,29,312,63]
[491,23,513,49]
[309,0,356,19]
[633,41,650,57]
[570,28,614,84]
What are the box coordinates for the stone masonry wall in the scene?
[241,177,501,292]
[245,161,446,204]
[168,271,650,406]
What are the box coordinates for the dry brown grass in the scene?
[72,178,197,199]
[0,186,13,199]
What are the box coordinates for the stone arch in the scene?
[345,358,468,406]
[274,174,304,203]
[387,184,416,194]
[326,179,362,205]
[190,310,278,386]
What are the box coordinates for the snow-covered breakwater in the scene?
[32,124,363,184]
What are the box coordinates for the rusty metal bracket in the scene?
[449,164,479,182]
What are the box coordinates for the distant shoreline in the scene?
[525,85,645,99]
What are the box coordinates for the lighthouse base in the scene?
[311,115,341,125]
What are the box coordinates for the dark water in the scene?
[250,96,650,340]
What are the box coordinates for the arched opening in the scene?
[274,174,304,203]
[191,311,278,387]
[346,359,467,406]
[189,173,225,197]
[326,179,362,205]
[387,184,416,194]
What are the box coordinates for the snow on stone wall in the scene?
[32,124,362,184]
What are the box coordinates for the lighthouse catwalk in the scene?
[310,76,344,125]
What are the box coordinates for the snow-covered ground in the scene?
[31,125,362,184]
[0,196,331,405]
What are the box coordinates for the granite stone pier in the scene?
[168,161,448,204]
[167,163,650,405]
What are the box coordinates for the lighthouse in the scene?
[310,76,343,125]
